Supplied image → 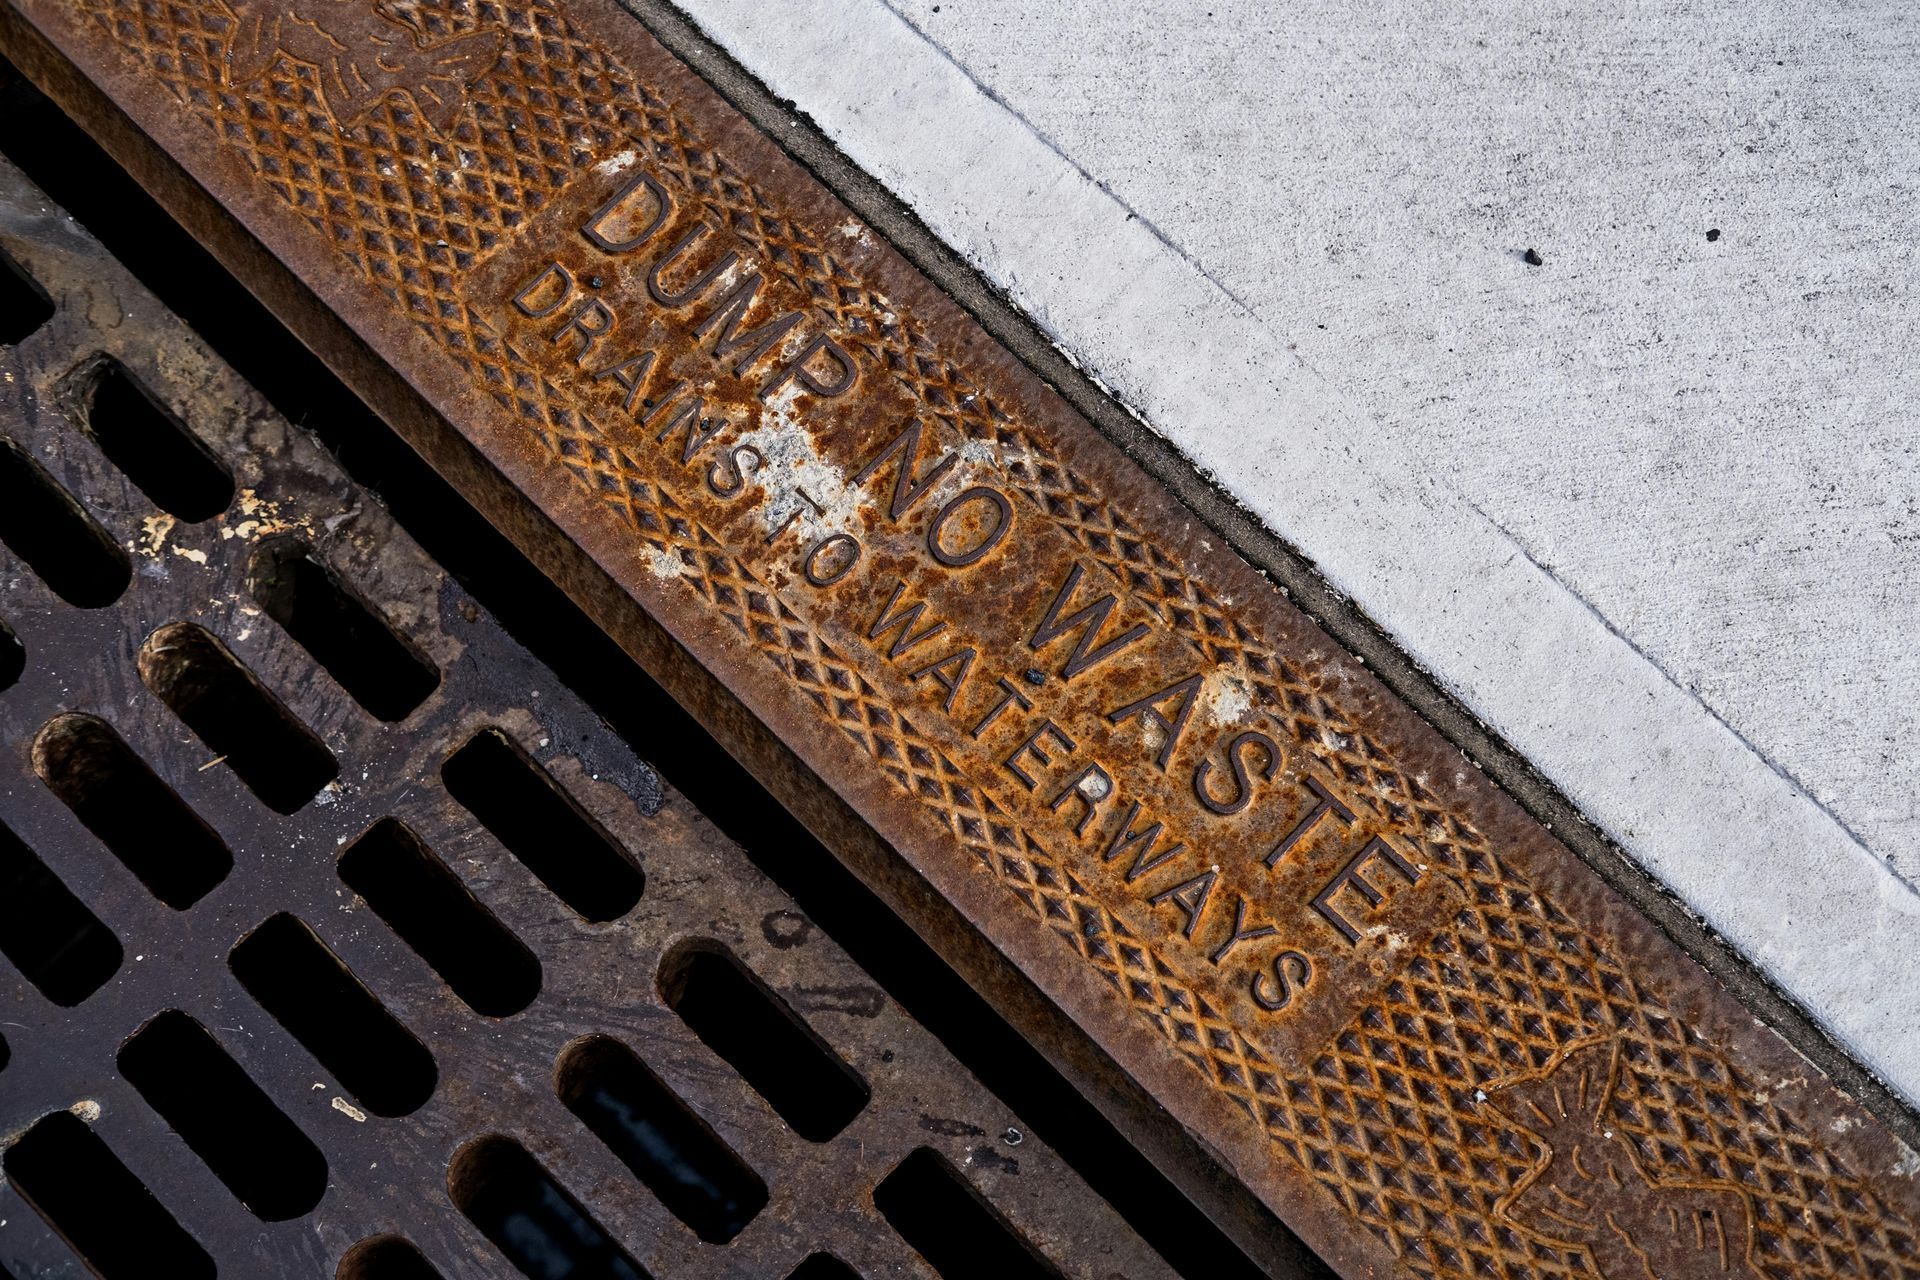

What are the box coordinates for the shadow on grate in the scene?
[0,113,1264,1279]
[4,1110,216,1280]
[0,432,130,608]
[0,70,1303,1280]
[70,353,234,524]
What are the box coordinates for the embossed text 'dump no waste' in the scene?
[3,0,1914,1276]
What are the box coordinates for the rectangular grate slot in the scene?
[555,1034,768,1243]
[118,1009,328,1221]
[449,1135,654,1280]
[659,942,869,1143]
[874,1148,1065,1280]
[0,815,120,1006]
[249,539,439,722]
[337,1236,443,1280]
[0,435,129,608]
[0,613,21,689]
[138,621,338,812]
[0,245,51,345]
[2,1109,214,1279]
[441,728,642,921]
[787,1255,860,1280]
[76,355,233,522]
[229,913,436,1117]
[32,712,231,909]
[338,818,540,1017]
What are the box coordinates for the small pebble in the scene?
[1522,247,1544,267]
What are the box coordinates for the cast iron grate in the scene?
[0,154,1176,1280]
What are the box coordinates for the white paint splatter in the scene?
[138,513,176,557]
[1204,672,1253,726]
[644,546,685,579]
[596,148,638,176]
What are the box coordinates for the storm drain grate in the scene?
[0,155,1176,1280]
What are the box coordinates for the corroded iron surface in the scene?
[0,154,1174,1278]
[1,3,1915,1278]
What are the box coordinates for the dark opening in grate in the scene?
[3,1110,214,1280]
[449,1136,653,1280]
[229,913,437,1117]
[0,435,129,608]
[442,727,643,921]
[336,1236,444,1280]
[0,245,50,346]
[118,1010,328,1222]
[338,817,541,1017]
[787,1254,860,1280]
[32,712,231,909]
[556,1034,769,1243]
[138,621,338,812]
[876,1147,1067,1280]
[74,355,233,522]
[659,940,871,1143]
[249,538,440,722]
[0,815,120,1007]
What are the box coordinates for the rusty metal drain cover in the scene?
[0,2,1917,1278]
[0,154,1175,1278]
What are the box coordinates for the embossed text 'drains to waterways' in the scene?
[2,2,1914,1277]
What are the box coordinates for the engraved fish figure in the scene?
[221,1,505,134]
[1486,1038,1757,1279]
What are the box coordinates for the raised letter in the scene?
[513,261,575,318]
[693,273,804,373]
[590,349,658,413]
[1311,837,1422,945]
[1048,763,1112,839]
[1030,563,1150,681]
[907,647,976,713]
[1192,729,1282,816]
[1102,802,1187,884]
[651,398,726,465]
[551,298,615,363]
[1251,951,1312,1012]
[803,533,862,587]
[1265,775,1358,868]
[1107,673,1202,771]
[1002,719,1074,790]
[1208,896,1279,964]
[582,171,671,253]
[1149,870,1218,941]
[928,486,1013,568]
[761,334,858,401]
[868,582,949,659]
[853,420,958,521]
[647,223,740,309]
[967,676,1032,740]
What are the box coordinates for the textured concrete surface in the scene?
[663,0,1920,1102]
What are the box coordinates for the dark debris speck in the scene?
[1522,248,1544,267]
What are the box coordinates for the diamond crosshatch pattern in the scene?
[48,2,1920,1278]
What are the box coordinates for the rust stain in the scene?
[1,2,1913,1277]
